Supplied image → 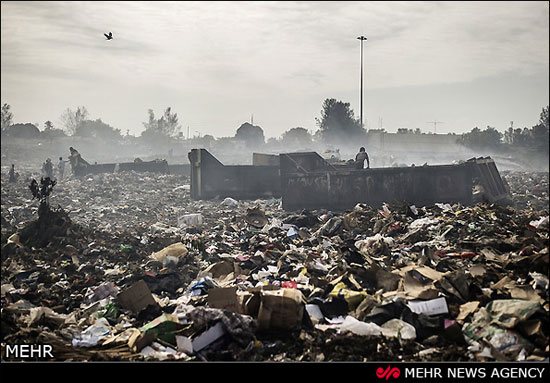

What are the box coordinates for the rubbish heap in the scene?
[1,167,548,361]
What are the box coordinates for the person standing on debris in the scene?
[355,147,370,169]
[57,157,68,181]
[69,147,90,176]
[42,158,54,179]
[8,164,18,183]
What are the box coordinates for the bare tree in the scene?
[60,106,89,135]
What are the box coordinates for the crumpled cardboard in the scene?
[117,279,157,313]
[256,288,305,330]
[207,286,305,330]
[128,328,156,353]
[151,242,188,263]
[208,287,239,313]
[486,299,542,329]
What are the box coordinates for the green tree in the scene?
[530,105,549,155]
[6,123,40,138]
[539,105,549,130]
[142,107,181,138]
[75,119,122,141]
[315,98,365,145]
[281,127,312,148]
[41,120,66,139]
[460,126,503,150]
[235,122,265,146]
[1,103,13,132]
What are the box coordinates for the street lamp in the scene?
[357,35,367,130]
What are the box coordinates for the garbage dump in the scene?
[1,165,548,362]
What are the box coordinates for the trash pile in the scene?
[501,170,549,212]
[1,168,548,361]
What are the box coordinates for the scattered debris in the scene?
[1,167,548,361]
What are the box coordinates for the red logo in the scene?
[376,366,401,380]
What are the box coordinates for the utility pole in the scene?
[427,120,444,134]
[251,114,254,125]
[357,35,367,131]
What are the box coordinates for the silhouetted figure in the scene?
[69,147,90,176]
[42,158,53,178]
[58,157,68,181]
[355,147,370,169]
[104,32,113,40]
[8,164,18,183]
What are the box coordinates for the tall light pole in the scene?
[357,35,367,130]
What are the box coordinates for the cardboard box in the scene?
[208,287,239,313]
[257,288,305,330]
[238,290,261,316]
[117,280,157,313]
[127,329,156,352]
[209,286,305,330]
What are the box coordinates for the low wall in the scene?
[75,160,169,176]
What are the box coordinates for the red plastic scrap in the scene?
[281,281,298,289]
[460,252,477,260]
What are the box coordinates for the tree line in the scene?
[459,106,549,156]
[1,101,548,155]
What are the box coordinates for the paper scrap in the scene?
[407,297,449,316]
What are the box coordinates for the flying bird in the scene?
[104,32,113,40]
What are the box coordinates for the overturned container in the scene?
[188,149,510,211]
[279,153,510,211]
[188,149,280,200]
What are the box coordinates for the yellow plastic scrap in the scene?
[329,282,368,310]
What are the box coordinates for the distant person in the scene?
[57,157,68,180]
[355,147,370,169]
[8,164,18,183]
[42,158,53,178]
[69,147,90,176]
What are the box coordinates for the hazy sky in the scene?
[1,1,548,138]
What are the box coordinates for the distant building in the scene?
[366,130,463,154]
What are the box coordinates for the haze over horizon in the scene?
[1,1,549,138]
